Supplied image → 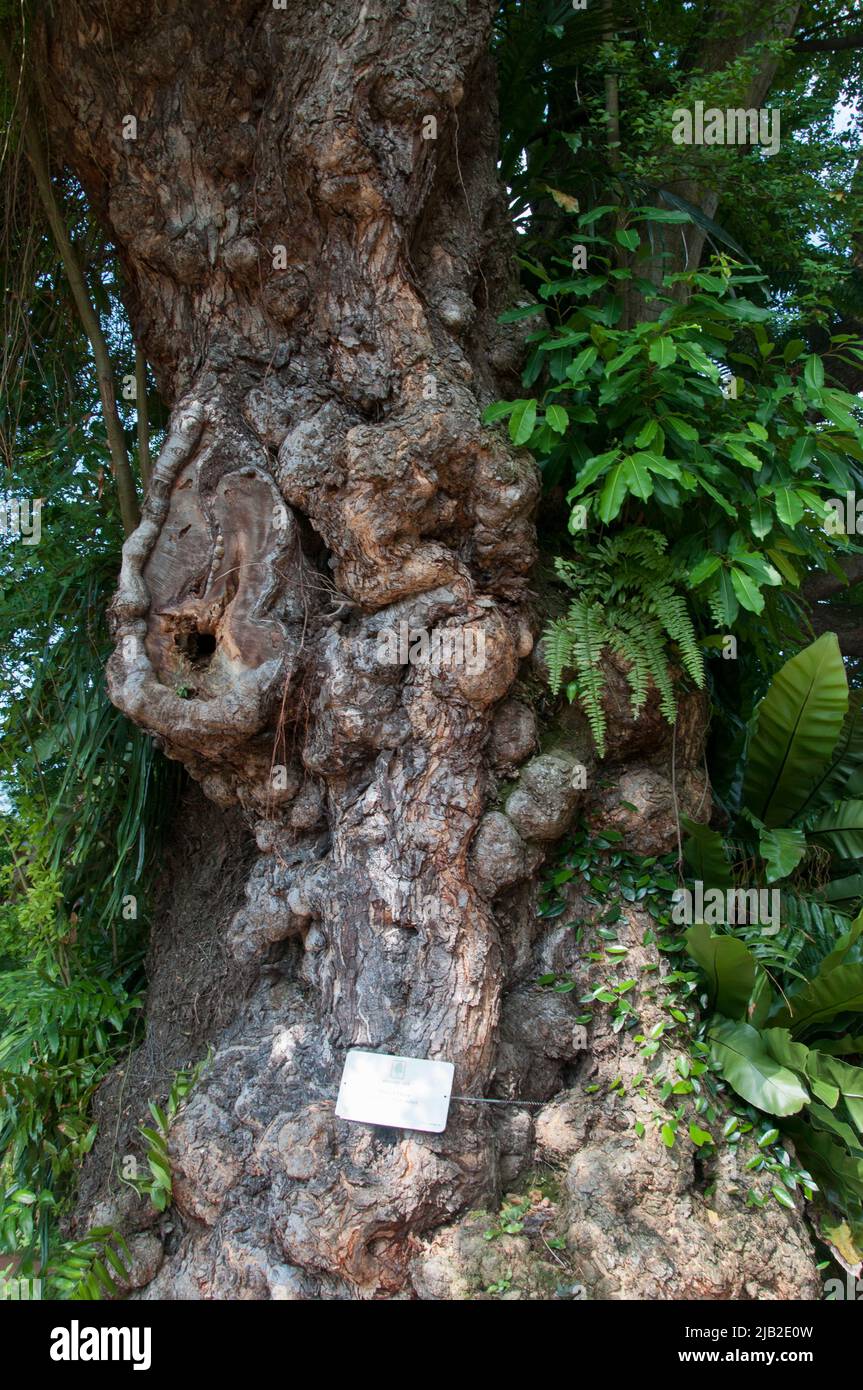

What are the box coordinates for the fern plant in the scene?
[544,528,705,756]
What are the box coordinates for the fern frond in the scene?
[640,618,678,724]
[653,589,705,688]
[569,600,608,756]
[609,613,651,715]
[542,618,574,695]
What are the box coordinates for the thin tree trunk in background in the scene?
[135,346,151,492]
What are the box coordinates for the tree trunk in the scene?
[36,1,820,1299]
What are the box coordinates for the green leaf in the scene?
[681,818,732,888]
[623,454,654,501]
[688,553,722,586]
[649,337,677,368]
[664,415,698,441]
[509,399,538,446]
[545,404,569,435]
[759,827,806,883]
[749,499,773,539]
[811,800,863,859]
[816,911,863,976]
[771,963,863,1036]
[708,1018,810,1116]
[773,487,805,527]
[761,1029,838,1103]
[825,874,863,905]
[711,567,739,624]
[809,1055,863,1131]
[804,354,824,391]
[723,439,763,471]
[606,343,642,375]
[566,346,598,382]
[634,418,659,449]
[616,228,640,252]
[685,922,757,1020]
[730,565,764,614]
[597,461,629,523]
[676,341,720,377]
[497,305,546,324]
[569,448,620,497]
[743,634,848,828]
[482,400,515,424]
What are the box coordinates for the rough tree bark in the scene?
[34,0,821,1299]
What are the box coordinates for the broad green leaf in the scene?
[743,633,848,828]
[634,418,659,449]
[804,355,825,391]
[749,499,773,539]
[569,448,620,497]
[811,800,863,859]
[821,390,859,433]
[693,474,737,516]
[508,398,537,446]
[545,404,569,435]
[566,346,598,381]
[712,568,739,624]
[825,872,863,903]
[771,963,863,1036]
[649,337,677,368]
[789,434,815,470]
[685,922,756,1020]
[762,1029,839,1107]
[676,341,720,377]
[773,487,805,527]
[597,461,629,522]
[809,1055,863,1131]
[759,827,806,883]
[730,565,764,613]
[482,401,515,424]
[723,439,762,471]
[642,454,680,479]
[664,415,698,441]
[616,228,640,251]
[786,1121,863,1203]
[681,817,732,887]
[708,1017,810,1116]
[623,454,653,501]
[816,912,863,976]
[606,343,642,375]
[688,553,722,586]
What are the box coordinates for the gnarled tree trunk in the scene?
[35,0,820,1299]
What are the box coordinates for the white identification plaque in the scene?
[335,1050,454,1133]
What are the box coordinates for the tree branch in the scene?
[794,30,863,52]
